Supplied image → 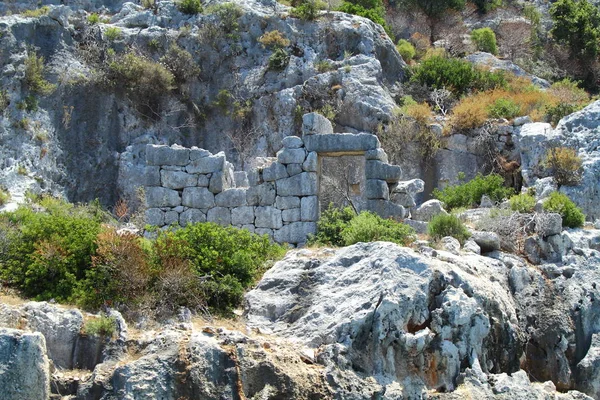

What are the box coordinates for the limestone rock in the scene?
[146,187,181,208]
[302,113,333,136]
[179,209,206,226]
[302,152,318,172]
[146,145,190,166]
[262,162,288,182]
[366,179,389,200]
[231,206,255,226]
[465,52,550,88]
[301,196,319,221]
[470,231,501,253]
[273,222,317,244]
[255,206,283,229]
[275,196,300,210]
[365,160,402,183]
[186,153,226,174]
[412,200,448,222]
[282,136,303,149]
[207,207,231,226]
[182,187,214,209]
[246,183,276,206]
[160,170,197,189]
[215,188,248,208]
[277,148,306,165]
[304,133,380,153]
[276,173,318,197]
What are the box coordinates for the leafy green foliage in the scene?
[543,147,583,186]
[0,188,9,206]
[471,27,498,54]
[543,192,585,228]
[104,27,122,41]
[471,0,502,13]
[24,53,56,96]
[411,56,507,97]
[487,97,520,119]
[207,3,244,35]
[0,90,7,112]
[509,193,536,213]
[337,0,391,36]
[397,0,465,20]
[550,0,600,61]
[341,212,415,246]
[268,48,290,70]
[108,52,175,100]
[177,0,202,14]
[87,13,100,24]
[396,39,416,62]
[22,6,49,18]
[433,173,514,210]
[83,314,116,337]
[159,45,200,84]
[428,214,471,243]
[309,204,357,246]
[290,0,323,20]
[545,103,580,126]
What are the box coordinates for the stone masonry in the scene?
[144,113,423,245]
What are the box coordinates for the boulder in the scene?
[262,162,288,182]
[277,148,306,165]
[470,231,501,253]
[365,160,402,182]
[215,188,248,208]
[365,179,389,200]
[302,152,318,172]
[302,112,334,135]
[282,136,303,149]
[412,199,448,222]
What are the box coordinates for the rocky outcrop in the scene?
[0,328,50,400]
[465,52,550,88]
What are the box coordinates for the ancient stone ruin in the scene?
[144,113,423,245]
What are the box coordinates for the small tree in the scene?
[471,27,498,55]
[543,147,583,186]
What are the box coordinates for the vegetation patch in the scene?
[542,192,585,228]
[433,173,514,210]
[24,53,56,96]
[543,147,583,186]
[83,314,116,337]
[509,193,536,213]
[428,213,471,243]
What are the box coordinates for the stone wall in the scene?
[144,113,423,245]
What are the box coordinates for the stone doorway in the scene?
[319,155,366,212]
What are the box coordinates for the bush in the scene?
[315,59,334,73]
[83,314,116,337]
[337,1,391,37]
[543,147,583,186]
[109,52,175,100]
[450,95,488,129]
[433,173,514,210]
[0,198,108,301]
[268,48,290,70]
[411,55,507,97]
[104,27,122,41]
[403,102,432,125]
[342,212,415,246]
[545,103,580,126]
[471,27,498,54]
[396,39,416,62]
[258,30,291,49]
[87,13,100,24]
[0,90,8,112]
[177,0,202,14]
[509,193,536,213]
[0,188,10,206]
[159,45,200,84]
[308,204,356,246]
[487,97,520,119]
[542,192,585,228]
[471,0,502,13]
[22,6,49,18]
[207,3,244,34]
[24,53,55,96]
[290,0,322,20]
[427,214,471,243]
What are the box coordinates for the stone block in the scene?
[287,163,303,176]
[365,148,388,162]
[234,171,249,188]
[246,183,276,206]
[207,207,231,226]
[366,160,402,183]
[144,166,161,186]
[393,179,425,194]
[182,187,215,209]
[160,170,198,189]
[146,187,181,208]
[255,206,283,229]
[262,162,288,182]
[303,151,318,172]
[366,179,389,200]
[209,168,234,193]
[276,172,318,196]
[412,199,447,222]
[255,228,273,237]
[247,170,262,187]
[186,153,226,174]
[180,209,206,226]
[535,213,563,237]
[232,206,255,225]
[215,188,248,207]
[276,196,301,210]
[365,199,406,219]
[241,224,255,233]
[145,208,164,226]
[302,112,333,135]
[391,192,416,208]
[197,174,209,187]
[301,196,319,221]
[404,219,428,234]
[146,144,190,166]
[282,136,303,148]
[282,208,301,222]
[303,133,380,153]
[189,147,211,160]
[273,222,317,244]
[277,148,307,164]
[164,211,179,226]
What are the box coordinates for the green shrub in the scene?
[104,27,122,41]
[87,13,100,24]
[108,52,175,100]
[509,193,536,213]
[207,3,244,34]
[17,94,38,112]
[22,6,49,18]
[177,0,202,14]
[0,90,8,112]
[337,1,391,36]
[427,214,471,243]
[433,173,514,210]
[411,56,507,97]
[309,204,356,246]
[396,39,416,61]
[291,0,322,20]
[268,48,290,70]
[546,103,581,126]
[24,53,56,96]
[341,212,415,246]
[315,59,334,73]
[159,45,200,83]
[0,188,10,206]
[471,27,498,54]
[542,192,585,228]
[0,198,108,301]
[83,314,116,337]
[471,0,502,13]
[258,30,290,49]
[487,97,520,119]
[543,146,583,186]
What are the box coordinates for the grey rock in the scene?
[182,187,214,209]
[463,239,481,255]
[365,148,389,162]
[189,147,211,160]
[262,162,288,182]
[255,206,283,229]
[465,52,550,88]
[365,199,406,219]
[0,328,50,400]
[301,196,319,222]
[470,231,500,253]
[186,153,226,174]
[215,188,248,207]
[277,148,307,165]
[234,171,249,188]
[404,219,428,234]
[146,144,190,166]
[535,213,563,237]
[276,196,301,210]
[286,163,303,176]
[164,211,179,226]
[302,152,318,172]
[207,207,231,226]
[577,333,600,399]
[366,179,389,200]
[247,183,276,206]
[179,209,206,226]
[514,116,532,126]
[282,136,304,149]
[393,179,425,194]
[273,222,317,244]
[241,224,255,233]
[365,160,402,182]
[391,192,416,208]
[412,200,448,222]
[441,236,461,255]
[160,170,197,189]
[302,112,333,135]
[209,169,234,194]
[231,206,255,226]
[197,174,210,187]
[145,208,165,226]
[276,173,318,197]
[282,208,301,222]
[144,166,161,186]
[303,133,380,153]
[255,228,273,237]
[480,195,494,208]
[146,187,181,208]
